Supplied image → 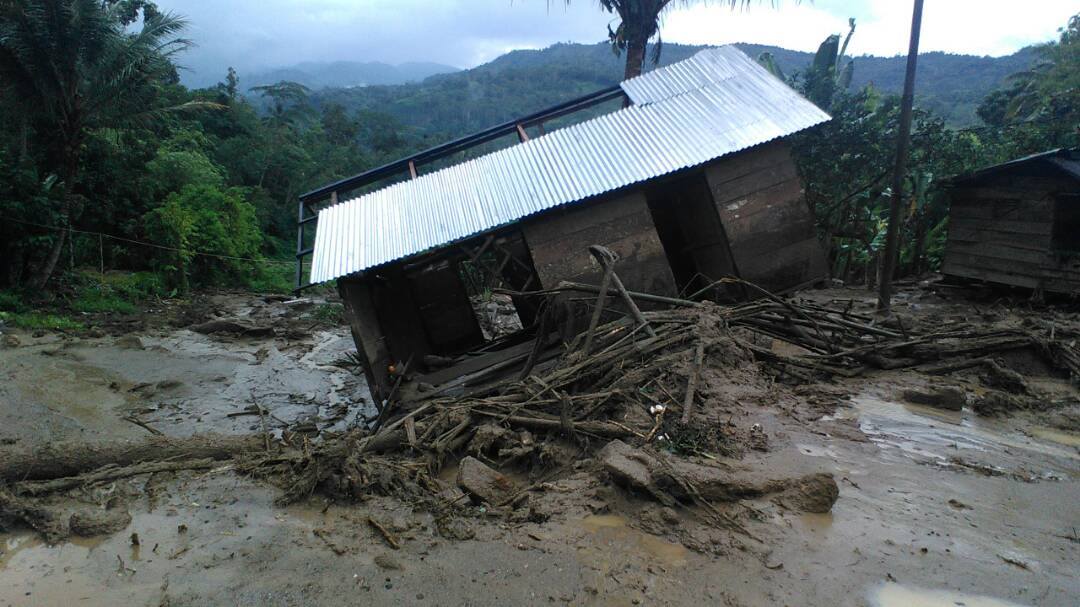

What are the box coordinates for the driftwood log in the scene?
[0,434,261,483]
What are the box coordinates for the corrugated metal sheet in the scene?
[948,148,1080,185]
[310,45,830,284]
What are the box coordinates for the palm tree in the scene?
[0,0,191,287]
[555,1,791,80]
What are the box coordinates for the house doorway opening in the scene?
[646,172,743,301]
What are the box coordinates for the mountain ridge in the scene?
[307,41,1036,136]
[244,60,460,91]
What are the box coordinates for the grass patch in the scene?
[0,310,83,331]
[67,271,167,315]
[311,302,345,325]
[70,288,138,314]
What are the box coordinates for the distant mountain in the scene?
[246,60,459,90]
[312,42,1037,139]
[737,43,1039,125]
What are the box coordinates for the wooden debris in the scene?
[367,516,401,549]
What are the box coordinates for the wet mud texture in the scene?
[0,284,1078,606]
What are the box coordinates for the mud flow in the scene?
[1,285,1078,606]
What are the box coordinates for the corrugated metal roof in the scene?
[947,148,1080,186]
[310,45,831,284]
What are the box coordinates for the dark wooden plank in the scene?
[523,190,677,296]
[946,241,1053,265]
[942,263,1041,289]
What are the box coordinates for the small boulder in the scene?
[597,439,655,492]
[1,333,20,348]
[115,335,144,350]
[373,554,403,570]
[775,473,839,514]
[902,386,967,411]
[69,509,132,537]
[456,456,518,505]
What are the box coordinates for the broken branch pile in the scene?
[3,279,1077,541]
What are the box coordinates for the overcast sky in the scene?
[157,0,1078,85]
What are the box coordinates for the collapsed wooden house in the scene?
[943,148,1080,295]
[295,46,831,402]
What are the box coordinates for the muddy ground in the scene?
[0,283,1077,606]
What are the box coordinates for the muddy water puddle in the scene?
[869,581,1031,607]
[577,515,688,566]
[825,394,1079,474]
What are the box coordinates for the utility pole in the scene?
[878,0,925,312]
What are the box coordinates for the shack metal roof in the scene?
[948,148,1080,186]
[309,45,831,284]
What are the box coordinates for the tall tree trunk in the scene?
[31,147,79,289]
[624,34,648,81]
[877,0,924,311]
[31,221,67,290]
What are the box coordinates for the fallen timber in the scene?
[2,274,1077,540]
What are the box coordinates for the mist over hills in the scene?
[241,60,460,90]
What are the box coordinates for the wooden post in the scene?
[583,246,619,354]
[516,124,530,142]
[587,245,657,339]
[408,160,418,180]
[878,0,925,312]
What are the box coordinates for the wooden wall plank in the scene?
[338,276,394,402]
[703,143,827,292]
[522,190,677,296]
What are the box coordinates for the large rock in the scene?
[596,440,840,513]
[902,386,967,411]
[597,439,656,492]
[774,473,840,514]
[456,456,518,505]
[69,509,132,537]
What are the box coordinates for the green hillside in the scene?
[312,42,1037,141]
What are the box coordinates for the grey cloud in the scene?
[156,0,612,86]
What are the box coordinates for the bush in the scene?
[247,262,294,295]
[0,290,29,313]
[143,184,262,293]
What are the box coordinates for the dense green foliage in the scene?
[0,0,426,302]
[0,0,1075,319]
[789,15,1078,285]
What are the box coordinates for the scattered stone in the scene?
[374,554,403,570]
[1,334,20,348]
[456,456,518,505]
[775,473,840,514]
[902,386,967,411]
[948,499,971,510]
[972,391,1029,417]
[69,509,132,537]
[981,360,1029,394]
[115,335,144,349]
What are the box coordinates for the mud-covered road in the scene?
[1,288,1077,606]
